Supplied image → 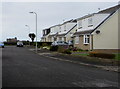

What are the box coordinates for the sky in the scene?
[1,0,119,42]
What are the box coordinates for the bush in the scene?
[42,43,48,47]
[72,47,78,51]
[57,46,65,53]
[63,49,72,54]
[89,52,115,59]
[50,46,58,51]
[78,49,83,51]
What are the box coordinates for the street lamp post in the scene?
[29,12,38,53]
[25,25,30,46]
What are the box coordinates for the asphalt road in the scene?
[2,46,119,87]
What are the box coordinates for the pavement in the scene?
[2,46,119,87]
[29,48,119,73]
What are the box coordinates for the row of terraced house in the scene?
[41,4,120,53]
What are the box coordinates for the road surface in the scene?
[2,46,119,87]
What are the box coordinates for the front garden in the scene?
[49,46,120,61]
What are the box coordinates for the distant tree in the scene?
[29,33,36,42]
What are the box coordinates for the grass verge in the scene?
[72,53,120,61]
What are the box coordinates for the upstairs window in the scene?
[45,30,46,35]
[88,18,93,27]
[64,25,66,31]
[59,26,61,29]
[78,20,82,29]
[43,30,45,35]
[83,35,89,44]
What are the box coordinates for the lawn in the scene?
[72,53,120,60]
[72,53,89,56]
[115,53,120,60]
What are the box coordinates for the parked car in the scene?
[17,41,23,47]
[68,40,73,46]
[51,41,68,46]
[0,42,4,48]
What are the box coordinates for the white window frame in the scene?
[83,35,89,44]
[78,20,82,29]
[75,36,79,44]
[64,25,66,31]
[59,26,61,29]
[88,17,93,26]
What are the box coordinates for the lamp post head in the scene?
[29,12,34,13]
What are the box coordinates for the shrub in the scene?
[50,46,58,51]
[72,47,78,51]
[89,52,115,59]
[78,48,83,51]
[63,49,72,54]
[57,46,65,53]
[42,43,48,47]
[57,46,72,54]
[84,49,89,51]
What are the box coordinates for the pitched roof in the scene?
[74,10,117,36]
[57,24,77,36]
[57,33,66,36]
[77,4,120,21]
[74,5,120,35]
[98,4,120,13]
[61,19,77,25]
[77,13,95,21]
[91,9,118,34]
[49,32,58,37]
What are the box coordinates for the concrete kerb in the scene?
[28,48,119,73]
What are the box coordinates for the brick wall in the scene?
[74,35,92,50]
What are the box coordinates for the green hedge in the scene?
[50,46,58,51]
[89,52,115,59]
[30,42,52,46]
[4,42,17,45]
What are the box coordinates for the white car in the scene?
[0,42,4,48]
[17,41,23,47]
[51,41,68,46]
[68,40,73,46]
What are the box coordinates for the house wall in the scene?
[41,35,50,42]
[74,35,93,50]
[48,37,52,42]
[65,25,77,42]
[92,9,119,52]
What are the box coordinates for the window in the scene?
[78,20,82,29]
[59,37,62,41]
[75,36,79,44]
[83,35,89,44]
[59,27,61,29]
[64,25,66,31]
[45,30,46,35]
[88,18,93,27]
